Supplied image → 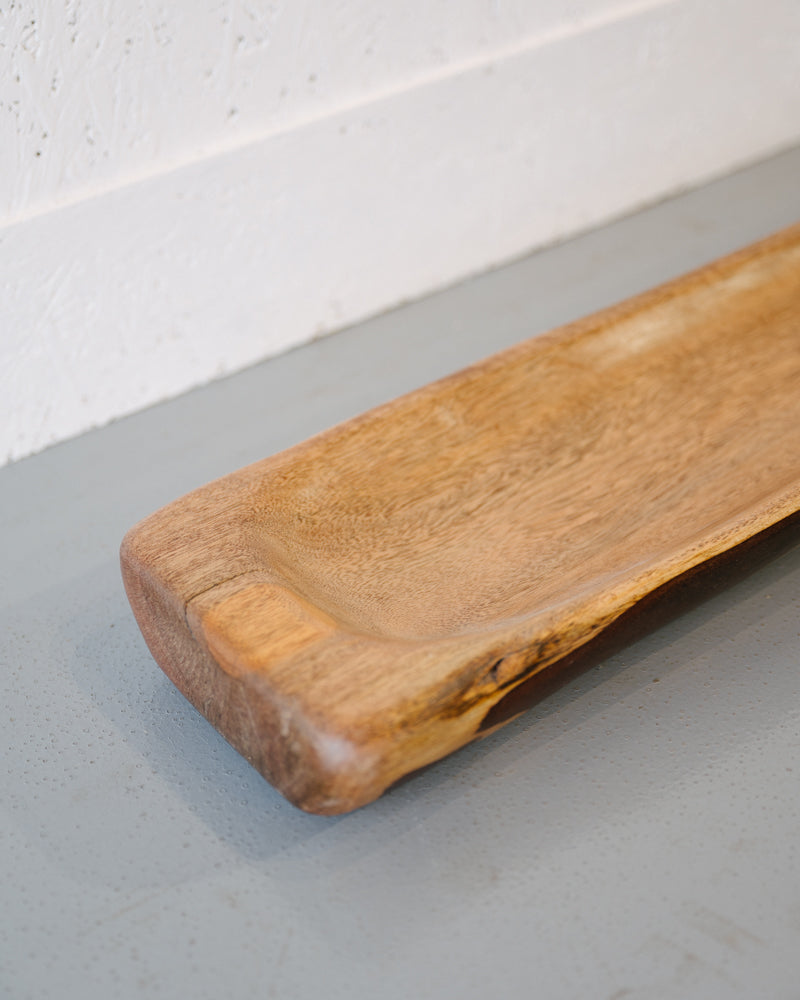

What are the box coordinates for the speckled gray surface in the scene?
[2,147,800,1000]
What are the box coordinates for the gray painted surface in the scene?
[2,147,800,999]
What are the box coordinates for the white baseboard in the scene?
[3,0,799,465]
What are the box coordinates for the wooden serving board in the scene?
[121,224,800,814]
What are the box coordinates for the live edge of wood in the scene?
[121,223,800,815]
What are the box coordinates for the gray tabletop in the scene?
[3,147,800,1000]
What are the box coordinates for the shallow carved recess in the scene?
[121,223,800,814]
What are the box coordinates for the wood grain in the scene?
[121,223,800,814]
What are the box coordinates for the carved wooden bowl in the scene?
[122,224,800,814]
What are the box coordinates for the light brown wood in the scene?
[121,224,800,814]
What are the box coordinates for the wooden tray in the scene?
[121,224,800,815]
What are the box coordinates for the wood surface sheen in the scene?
[121,224,800,814]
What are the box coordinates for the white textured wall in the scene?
[2,0,800,464]
[2,0,633,221]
